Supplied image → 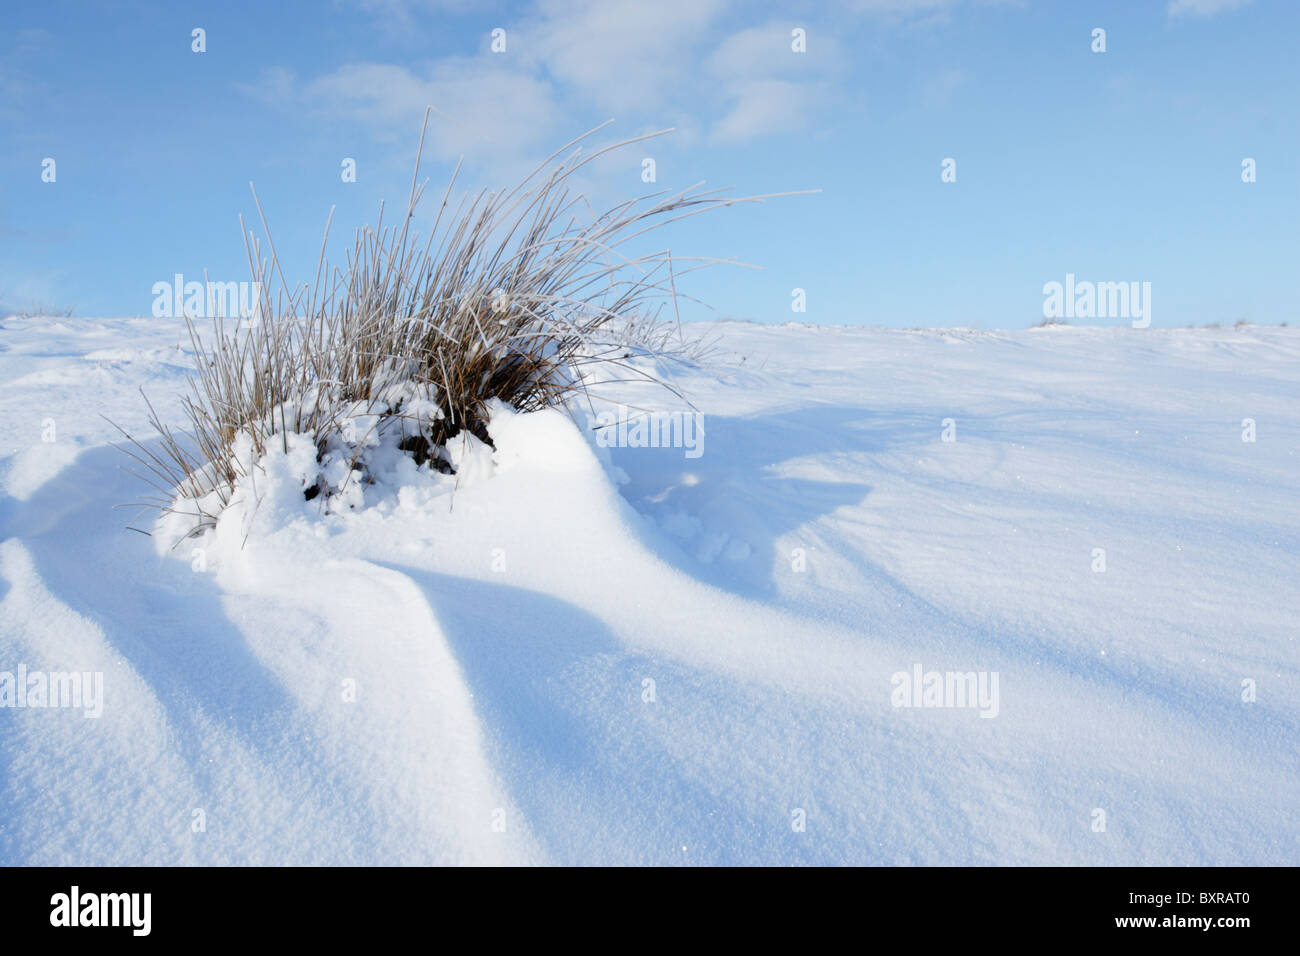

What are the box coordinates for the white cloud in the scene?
[344,0,481,36]
[242,59,563,163]
[847,0,961,14]
[834,0,1024,24]
[705,21,839,143]
[239,0,846,180]
[520,0,729,112]
[237,66,296,108]
[1167,0,1253,16]
[921,67,966,107]
[711,79,817,142]
[707,22,800,78]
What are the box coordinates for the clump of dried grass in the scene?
[115,111,809,535]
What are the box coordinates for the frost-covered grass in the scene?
[115,113,801,539]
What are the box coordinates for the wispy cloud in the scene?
[845,0,961,14]
[0,266,74,315]
[835,0,1024,26]
[921,67,966,108]
[1167,0,1253,17]
[308,60,562,156]
[706,21,841,143]
[519,0,729,113]
[710,80,812,142]
[240,58,563,167]
[242,0,847,162]
[0,28,51,123]
[343,0,482,39]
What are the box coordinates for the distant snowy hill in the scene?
[1,315,1297,864]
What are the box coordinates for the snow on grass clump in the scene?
[114,111,808,547]
[153,399,499,552]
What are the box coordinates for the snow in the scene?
[1,313,1297,864]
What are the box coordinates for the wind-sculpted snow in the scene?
[1,315,1297,864]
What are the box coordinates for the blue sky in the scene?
[1,0,1296,327]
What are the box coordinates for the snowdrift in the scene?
[1,316,1297,864]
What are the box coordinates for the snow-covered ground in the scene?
[1,315,1296,865]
